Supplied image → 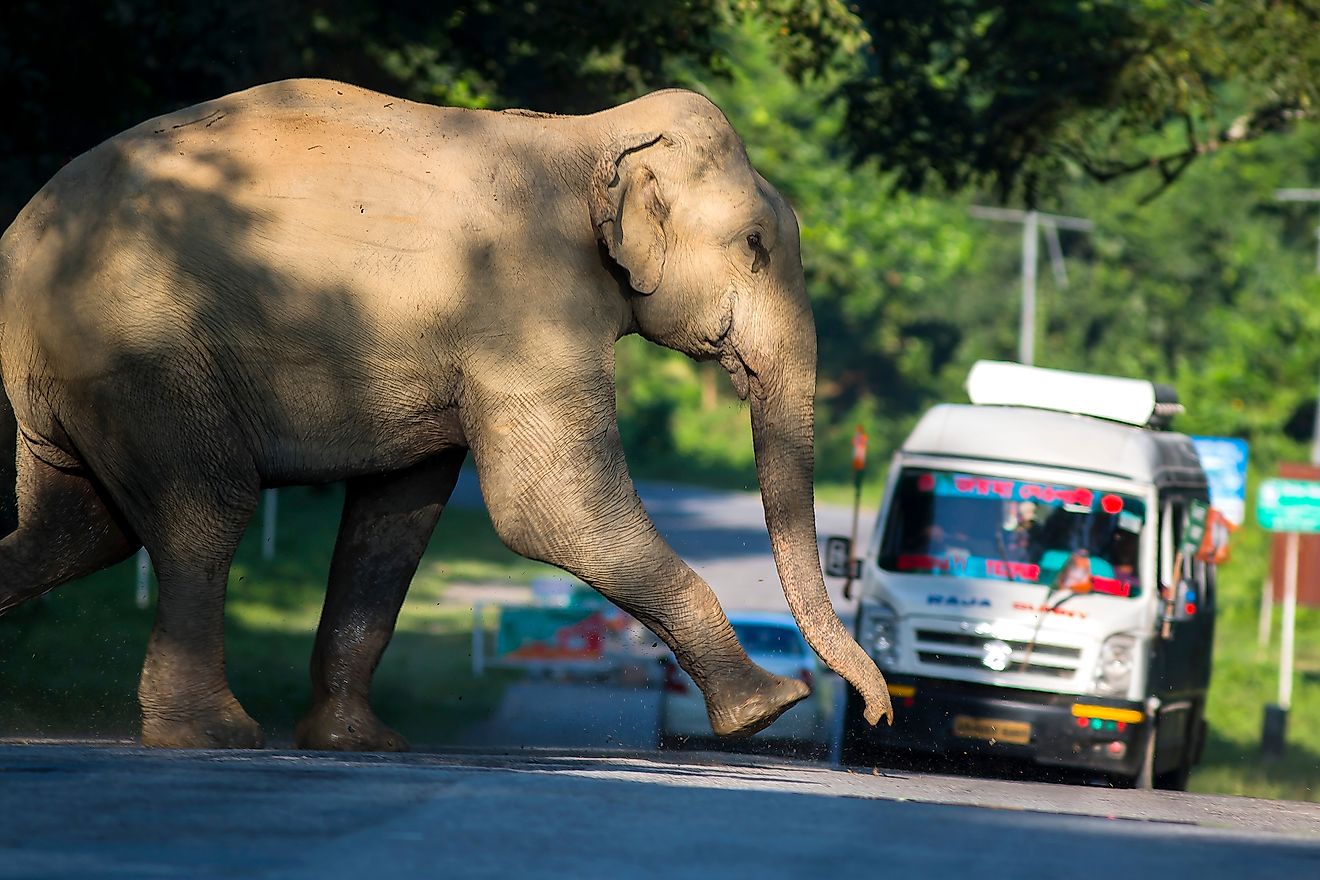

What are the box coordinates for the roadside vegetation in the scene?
[1187,511,1320,802]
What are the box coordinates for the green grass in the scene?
[1192,605,1320,802]
[1187,520,1320,801]
[0,485,553,746]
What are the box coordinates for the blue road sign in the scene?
[1192,436,1249,526]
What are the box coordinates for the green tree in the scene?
[829,1,1320,204]
[0,1,727,223]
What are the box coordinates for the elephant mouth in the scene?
[711,290,767,402]
[719,344,764,402]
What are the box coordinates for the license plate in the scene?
[952,715,1032,745]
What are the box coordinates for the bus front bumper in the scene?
[844,676,1148,777]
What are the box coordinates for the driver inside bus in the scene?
[1003,501,1040,563]
[1105,527,1141,590]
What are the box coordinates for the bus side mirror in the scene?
[824,536,858,578]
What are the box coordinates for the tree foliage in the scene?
[3,1,1319,483]
[650,13,1320,481]
[0,0,725,221]
[9,2,1320,215]
[683,19,982,463]
[830,1,1320,204]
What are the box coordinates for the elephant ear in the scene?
[589,134,669,294]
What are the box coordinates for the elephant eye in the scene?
[746,231,769,273]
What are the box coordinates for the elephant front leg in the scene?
[296,450,467,752]
[469,389,808,739]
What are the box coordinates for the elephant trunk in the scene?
[740,317,893,728]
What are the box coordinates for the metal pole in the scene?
[261,488,278,562]
[1043,221,1069,289]
[1273,189,1320,461]
[969,206,1091,369]
[844,469,863,600]
[1279,532,1299,710]
[1313,224,1320,466]
[1020,210,1038,365]
[844,425,867,600]
[1312,362,1320,466]
[1137,695,1160,789]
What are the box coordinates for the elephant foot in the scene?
[140,703,266,749]
[704,667,810,739]
[295,700,410,752]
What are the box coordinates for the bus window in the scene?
[879,469,1146,596]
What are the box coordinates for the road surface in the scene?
[1,744,1316,879]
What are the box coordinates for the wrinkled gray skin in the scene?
[0,80,891,750]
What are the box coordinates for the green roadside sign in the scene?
[1181,500,1210,557]
[1256,478,1320,533]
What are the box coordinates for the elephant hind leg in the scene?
[0,439,139,615]
[296,449,467,752]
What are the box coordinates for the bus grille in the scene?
[914,629,1082,679]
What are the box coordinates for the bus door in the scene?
[1147,492,1217,773]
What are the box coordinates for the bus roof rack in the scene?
[966,360,1183,429]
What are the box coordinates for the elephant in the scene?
[0,78,892,750]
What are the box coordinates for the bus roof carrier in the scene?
[966,360,1183,429]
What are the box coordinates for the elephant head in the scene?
[589,91,893,728]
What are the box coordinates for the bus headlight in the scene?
[1093,634,1136,696]
[859,602,900,667]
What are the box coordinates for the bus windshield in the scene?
[878,469,1146,597]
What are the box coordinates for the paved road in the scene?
[1,744,1316,879]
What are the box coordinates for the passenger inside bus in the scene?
[882,470,1145,595]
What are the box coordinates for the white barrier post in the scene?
[472,601,485,678]
[135,548,151,609]
[261,488,278,561]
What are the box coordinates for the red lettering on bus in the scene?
[1012,601,1088,620]
[897,554,950,572]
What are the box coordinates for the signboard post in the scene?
[1256,477,1320,756]
[843,425,867,599]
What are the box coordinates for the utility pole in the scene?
[969,206,1094,366]
[1274,188,1320,465]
